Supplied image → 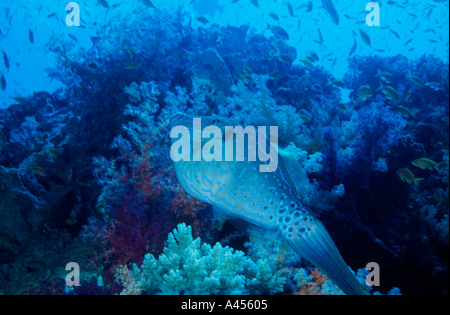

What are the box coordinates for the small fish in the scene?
[251,0,259,7]
[196,16,209,24]
[270,25,289,41]
[65,217,78,226]
[98,0,109,9]
[44,147,59,158]
[287,2,296,17]
[2,50,9,69]
[357,84,373,101]
[125,61,141,70]
[269,13,280,21]
[12,96,27,104]
[380,84,399,101]
[425,81,442,91]
[299,59,314,70]
[278,54,292,64]
[321,0,339,25]
[349,32,357,56]
[28,29,34,44]
[391,105,418,118]
[123,45,136,60]
[337,103,347,110]
[434,161,449,171]
[390,29,400,39]
[404,38,413,46]
[298,114,309,123]
[270,70,284,79]
[30,166,47,177]
[306,52,319,62]
[408,74,424,87]
[0,73,5,90]
[141,0,155,8]
[359,29,370,46]
[397,168,424,185]
[411,158,436,170]
[376,70,394,84]
[327,79,344,88]
[317,29,323,45]
[67,34,78,41]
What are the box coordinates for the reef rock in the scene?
[0,166,49,262]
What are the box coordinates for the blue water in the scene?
[0,0,448,296]
[0,0,448,107]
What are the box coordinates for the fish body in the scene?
[170,113,369,295]
[287,2,295,17]
[380,85,399,101]
[270,25,289,41]
[98,0,109,9]
[141,0,155,8]
[125,61,141,70]
[397,167,424,185]
[359,29,371,46]
[321,0,339,25]
[28,29,34,44]
[408,74,424,87]
[412,158,436,170]
[349,32,357,56]
[1,73,5,90]
[425,81,442,91]
[306,52,319,62]
[434,161,449,171]
[392,105,418,118]
[269,13,279,21]
[197,16,209,24]
[270,70,284,79]
[278,54,292,64]
[2,51,9,69]
[357,84,373,100]
[299,59,314,70]
[376,70,394,84]
[29,165,47,177]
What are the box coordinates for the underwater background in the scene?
[0,0,448,295]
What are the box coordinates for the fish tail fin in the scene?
[414,178,425,185]
[286,220,369,295]
[376,82,384,91]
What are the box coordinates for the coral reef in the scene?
[0,4,447,295]
[116,223,286,295]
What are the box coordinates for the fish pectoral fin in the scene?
[278,148,308,197]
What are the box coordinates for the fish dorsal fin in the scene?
[278,148,309,198]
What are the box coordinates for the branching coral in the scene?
[117,223,286,295]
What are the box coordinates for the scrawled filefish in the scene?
[170,113,369,295]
